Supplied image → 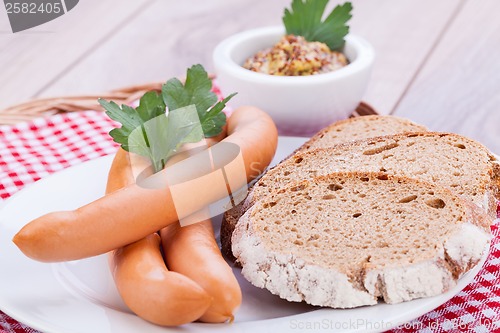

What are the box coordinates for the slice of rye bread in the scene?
[222,132,500,259]
[232,172,492,308]
[221,116,428,259]
[297,115,428,153]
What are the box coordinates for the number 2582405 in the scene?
[5,2,62,14]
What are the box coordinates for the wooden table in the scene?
[1,0,499,153]
[1,2,500,332]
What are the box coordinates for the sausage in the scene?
[161,220,242,323]
[160,128,242,323]
[110,234,211,326]
[106,149,211,326]
[13,106,278,262]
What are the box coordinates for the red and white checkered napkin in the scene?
[0,111,118,201]
[1,111,500,333]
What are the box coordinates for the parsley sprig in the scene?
[283,0,352,51]
[99,64,236,172]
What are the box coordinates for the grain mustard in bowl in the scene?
[213,26,375,136]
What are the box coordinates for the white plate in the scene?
[0,137,490,333]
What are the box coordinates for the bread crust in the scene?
[220,203,241,261]
[491,158,500,206]
[298,115,427,153]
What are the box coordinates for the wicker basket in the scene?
[0,81,377,125]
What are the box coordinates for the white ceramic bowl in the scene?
[213,26,375,136]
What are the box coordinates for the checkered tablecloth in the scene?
[0,109,499,333]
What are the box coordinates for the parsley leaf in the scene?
[100,98,150,153]
[136,91,166,121]
[99,64,236,173]
[200,93,236,137]
[283,0,352,51]
[162,64,236,137]
[128,105,202,171]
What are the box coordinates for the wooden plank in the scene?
[38,0,460,116]
[393,0,500,153]
[37,0,291,98]
[348,0,462,114]
[0,0,153,109]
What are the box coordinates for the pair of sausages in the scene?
[107,144,239,325]
[13,106,278,325]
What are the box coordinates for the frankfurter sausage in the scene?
[13,106,278,262]
[157,131,242,323]
[161,220,242,323]
[110,233,211,326]
[106,149,211,326]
